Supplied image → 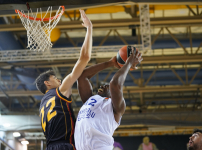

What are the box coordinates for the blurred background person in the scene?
[113,141,124,150]
[138,136,158,150]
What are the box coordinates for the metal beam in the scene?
[128,72,138,85]
[131,97,202,102]
[1,54,201,68]
[74,10,76,21]
[165,27,189,54]
[189,65,202,85]
[195,41,202,54]
[63,67,72,78]
[120,118,202,126]
[144,65,158,86]
[114,29,128,45]
[0,85,9,99]
[140,92,143,105]
[1,16,202,31]
[0,46,201,63]
[17,97,25,110]
[0,85,201,97]
[196,5,199,15]
[185,63,188,84]
[99,29,112,46]
[186,5,197,16]
[64,32,77,47]
[140,65,143,86]
[13,82,21,90]
[169,65,185,85]
[189,26,193,54]
[138,27,141,44]
[114,129,194,136]
[123,85,202,93]
[64,11,73,21]
[32,101,40,108]
[151,27,163,45]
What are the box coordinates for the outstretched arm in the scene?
[59,10,93,98]
[110,48,143,123]
[78,57,120,103]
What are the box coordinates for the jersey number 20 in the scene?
[40,97,57,132]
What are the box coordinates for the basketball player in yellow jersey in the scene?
[35,10,92,150]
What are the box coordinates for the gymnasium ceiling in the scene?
[0,0,202,147]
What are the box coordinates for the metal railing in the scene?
[0,45,143,62]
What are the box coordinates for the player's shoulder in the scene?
[43,88,57,99]
[93,94,108,98]
[46,88,57,95]
[43,88,72,103]
[91,94,106,100]
[91,95,111,102]
[40,89,57,106]
[55,87,72,103]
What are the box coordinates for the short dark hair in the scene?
[193,129,202,134]
[35,70,55,94]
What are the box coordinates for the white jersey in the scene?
[74,95,120,150]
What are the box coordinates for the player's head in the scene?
[188,129,202,150]
[35,70,61,94]
[143,136,150,145]
[97,84,111,98]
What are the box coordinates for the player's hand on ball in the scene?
[80,9,92,28]
[127,48,143,70]
[110,56,121,69]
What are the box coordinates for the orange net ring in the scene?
[15,6,65,21]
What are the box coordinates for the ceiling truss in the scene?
[0,4,202,148]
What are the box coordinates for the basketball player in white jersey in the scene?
[74,48,143,150]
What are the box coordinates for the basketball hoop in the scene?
[15,6,65,51]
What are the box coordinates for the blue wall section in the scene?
[0,32,23,50]
[152,39,202,49]
[0,18,23,50]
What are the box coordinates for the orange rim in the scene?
[15,6,65,21]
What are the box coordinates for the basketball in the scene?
[116,45,137,70]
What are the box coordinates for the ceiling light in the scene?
[13,132,21,137]
[3,123,10,128]
[21,141,29,145]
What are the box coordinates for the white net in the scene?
[16,6,64,51]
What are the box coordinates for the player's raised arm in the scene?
[59,10,93,98]
[77,56,120,103]
[109,48,143,123]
